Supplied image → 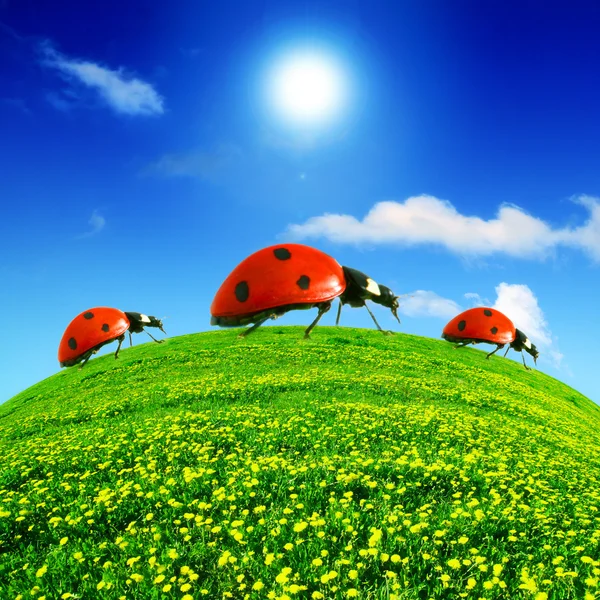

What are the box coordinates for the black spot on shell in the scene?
[102,323,110,332]
[296,275,310,290]
[235,281,250,302]
[273,247,291,260]
[68,337,77,350]
[458,320,466,331]
[491,327,498,334]
[83,311,94,319]
[483,309,493,317]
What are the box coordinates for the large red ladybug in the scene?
[442,307,539,369]
[210,243,402,338]
[58,307,166,369]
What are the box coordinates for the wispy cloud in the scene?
[77,210,106,239]
[144,144,242,180]
[44,91,73,112]
[0,19,24,42]
[0,97,31,114]
[286,194,600,263]
[40,42,164,116]
[398,290,462,319]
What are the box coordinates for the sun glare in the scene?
[266,48,349,127]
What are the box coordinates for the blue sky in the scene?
[1,0,599,405]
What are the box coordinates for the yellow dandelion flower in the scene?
[154,574,165,584]
[448,559,461,569]
[59,537,68,546]
[276,567,292,584]
[265,553,275,565]
[167,549,179,560]
[253,581,265,590]
[181,583,192,592]
[294,522,308,532]
[535,593,548,600]
[440,574,450,582]
[36,565,47,578]
[182,595,194,600]
[162,584,172,592]
[466,578,476,589]
[347,590,358,598]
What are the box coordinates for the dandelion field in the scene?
[1,326,599,600]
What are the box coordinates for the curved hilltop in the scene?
[1,327,599,599]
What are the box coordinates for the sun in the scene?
[265,48,349,127]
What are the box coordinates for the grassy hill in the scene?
[1,326,599,600]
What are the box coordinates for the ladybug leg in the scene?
[144,329,164,344]
[363,301,392,335]
[238,315,272,338]
[77,351,94,370]
[114,334,125,359]
[503,346,510,357]
[129,331,133,347]
[335,300,343,326]
[304,302,332,339]
[521,352,531,370]
[453,341,471,350]
[485,344,504,359]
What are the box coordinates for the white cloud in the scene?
[398,290,462,319]
[286,194,600,263]
[77,210,105,238]
[492,283,551,346]
[41,43,164,116]
[492,282,563,368]
[144,144,242,179]
[464,292,486,306]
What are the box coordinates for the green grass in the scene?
[1,326,599,600]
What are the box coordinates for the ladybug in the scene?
[210,243,401,338]
[58,307,166,369]
[442,307,539,369]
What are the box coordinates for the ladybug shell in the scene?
[58,307,130,364]
[211,244,346,318]
[443,307,516,345]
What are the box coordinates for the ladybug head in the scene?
[513,329,539,364]
[148,316,167,334]
[374,285,402,324]
[124,312,167,334]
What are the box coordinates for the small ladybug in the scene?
[442,307,539,369]
[210,243,401,338]
[58,307,166,369]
